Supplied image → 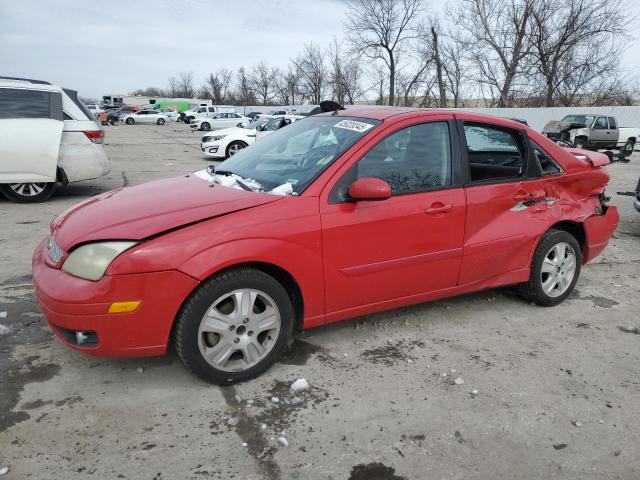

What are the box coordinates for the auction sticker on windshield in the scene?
[334,120,375,133]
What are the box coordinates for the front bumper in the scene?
[32,238,199,358]
[583,205,619,263]
[201,143,224,158]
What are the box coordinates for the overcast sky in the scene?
[1,0,638,99]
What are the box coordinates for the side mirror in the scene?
[348,177,392,201]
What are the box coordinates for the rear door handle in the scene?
[514,191,545,202]
[426,203,453,215]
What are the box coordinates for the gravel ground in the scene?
[1,123,639,480]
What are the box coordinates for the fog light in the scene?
[108,301,142,313]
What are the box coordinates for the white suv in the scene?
[0,77,111,202]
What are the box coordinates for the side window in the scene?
[593,117,608,129]
[531,141,562,175]
[352,122,452,195]
[0,88,51,119]
[608,117,617,129]
[464,124,525,182]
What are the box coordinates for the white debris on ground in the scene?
[573,421,583,427]
[291,397,303,405]
[454,377,465,385]
[471,389,479,397]
[227,417,239,426]
[0,311,7,318]
[136,367,144,374]
[290,378,310,393]
[0,467,8,476]
[261,423,267,430]
[0,324,12,335]
[277,436,289,447]
[271,397,280,403]
[234,394,242,403]
[242,442,248,447]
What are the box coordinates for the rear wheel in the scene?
[201,122,211,131]
[518,229,581,307]
[174,267,293,384]
[226,141,247,158]
[126,118,135,125]
[157,118,165,125]
[0,182,56,203]
[623,139,635,157]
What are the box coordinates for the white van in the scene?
[0,77,111,202]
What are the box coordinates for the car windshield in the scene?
[195,116,381,195]
[561,115,594,126]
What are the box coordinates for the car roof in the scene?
[0,77,62,93]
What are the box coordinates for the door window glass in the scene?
[0,88,51,119]
[593,117,608,129]
[608,117,617,129]
[464,124,525,182]
[531,141,562,175]
[353,122,452,195]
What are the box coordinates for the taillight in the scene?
[84,130,104,144]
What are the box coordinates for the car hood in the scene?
[51,174,283,250]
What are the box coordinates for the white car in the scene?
[200,127,256,159]
[190,112,250,131]
[121,110,169,125]
[182,105,236,123]
[157,109,179,122]
[255,115,304,141]
[85,104,104,118]
[0,77,111,202]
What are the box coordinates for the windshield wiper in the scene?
[211,168,259,192]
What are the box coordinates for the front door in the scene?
[457,119,550,285]
[590,116,611,146]
[320,117,466,319]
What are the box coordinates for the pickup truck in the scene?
[560,114,640,155]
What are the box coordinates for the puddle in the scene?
[348,463,406,480]
[278,340,328,366]
[569,290,619,308]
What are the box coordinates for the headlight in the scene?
[212,135,227,141]
[62,241,138,281]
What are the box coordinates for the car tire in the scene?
[623,139,635,157]
[157,118,165,125]
[226,141,247,158]
[185,116,194,124]
[126,118,135,125]
[574,138,588,149]
[0,182,56,203]
[174,267,294,384]
[518,229,582,307]
[201,122,211,131]
[237,123,244,128]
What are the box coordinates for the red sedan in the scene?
[33,109,618,384]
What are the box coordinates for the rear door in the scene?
[458,118,550,285]
[0,87,63,183]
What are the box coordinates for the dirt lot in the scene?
[1,123,639,480]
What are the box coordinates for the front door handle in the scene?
[426,203,453,215]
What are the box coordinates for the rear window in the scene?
[63,88,95,120]
[0,88,51,119]
[608,117,617,129]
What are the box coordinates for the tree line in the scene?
[131,0,637,108]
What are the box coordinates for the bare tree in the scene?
[248,62,278,105]
[233,67,256,106]
[530,0,627,107]
[457,0,535,107]
[440,33,468,107]
[345,0,423,105]
[203,69,233,104]
[328,39,364,105]
[296,43,328,104]
[274,62,303,105]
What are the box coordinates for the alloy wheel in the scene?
[9,183,47,197]
[540,242,577,297]
[197,289,281,372]
[228,143,244,156]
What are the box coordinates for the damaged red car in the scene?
[33,109,619,384]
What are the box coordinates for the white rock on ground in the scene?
[271,397,279,403]
[0,311,7,318]
[0,467,8,476]
[227,417,239,426]
[277,436,289,447]
[454,377,465,385]
[290,378,310,392]
[0,325,12,335]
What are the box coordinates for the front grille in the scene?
[47,237,64,264]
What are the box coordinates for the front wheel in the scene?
[574,138,588,149]
[0,182,56,203]
[126,118,135,125]
[518,229,581,307]
[201,122,211,131]
[157,118,165,125]
[623,139,635,157]
[174,268,293,384]
[226,141,247,158]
